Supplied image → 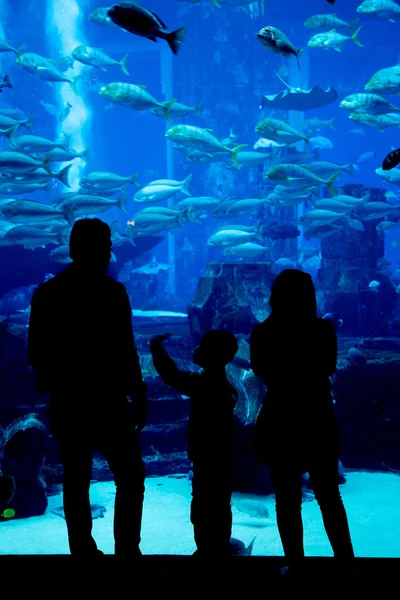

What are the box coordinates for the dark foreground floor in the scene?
[0,556,397,596]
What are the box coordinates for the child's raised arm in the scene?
[150,334,200,398]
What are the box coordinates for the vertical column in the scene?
[160,45,175,295]
[46,0,91,192]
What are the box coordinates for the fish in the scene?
[216,198,267,217]
[208,228,263,247]
[107,2,186,55]
[314,199,354,214]
[80,171,140,190]
[376,167,400,185]
[298,117,336,132]
[304,223,341,238]
[0,508,16,519]
[99,82,176,119]
[349,112,400,130]
[357,0,400,21]
[304,14,359,29]
[11,164,72,188]
[376,220,398,231]
[9,133,68,153]
[382,148,400,170]
[265,164,341,195]
[3,225,62,248]
[299,209,348,228]
[35,65,80,90]
[365,64,400,95]
[255,118,310,148]
[262,222,300,240]
[165,124,247,168]
[225,151,271,170]
[72,46,129,75]
[60,190,128,219]
[224,242,273,259]
[307,27,363,51]
[310,135,333,150]
[340,93,400,116]
[46,147,90,163]
[132,257,171,275]
[151,101,203,119]
[0,152,51,174]
[0,112,35,134]
[0,200,71,224]
[229,537,256,556]
[89,6,119,27]
[347,347,367,366]
[354,201,397,221]
[306,161,355,177]
[256,26,302,69]
[0,74,12,92]
[357,150,380,163]
[134,174,192,203]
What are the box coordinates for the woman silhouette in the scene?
[250,269,354,574]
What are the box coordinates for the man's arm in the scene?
[27,286,51,394]
[150,334,199,398]
[117,284,147,430]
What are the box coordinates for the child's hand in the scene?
[151,333,172,345]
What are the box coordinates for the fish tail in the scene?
[352,26,363,47]
[129,172,140,186]
[229,144,248,169]
[6,124,18,145]
[26,112,35,134]
[162,98,177,121]
[349,18,359,32]
[57,164,72,188]
[120,53,129,76]
[80,147,90,162]
[180,173,192,196]
[70,75,82,95]
[3,74,12,88]
[42,155,52,175]
[255,224,264,242]
[345,161,355,175]
[118,188,128,213]
[326,170,342,195]
[195,101,203,117]
[304,137,310,154]
[15,44,25,62]
[167,27,186,56]
[177,210,187,227]
[212,0,221,6]
[329,117,336,129]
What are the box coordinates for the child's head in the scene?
[193,330,238,370]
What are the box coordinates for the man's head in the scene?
[193,330,239,370]
[69,218,112,273]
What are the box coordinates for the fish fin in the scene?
[352,26,363,47]
[148,10,168,29]
[349,18,359,31]
[6,124,19,145]
[334,47,342,52]
[162,98,177,121]
[15,44,25,62]
[120,53,129,76]
[138,84,147,89]
[229,144,248,169]
[129,172,140,186]
[166,27,186,56]
[118,188,128,213]
[146,35,158,43]
[180,173,192,197]
[212,0,221,6]
[195,101,203,117]
[70,75,82,95]
[57,164,72,188]
[25,112,35,133]
[327,170,342,195]
[80,147,90,162]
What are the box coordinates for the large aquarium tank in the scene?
[1,0,400,558]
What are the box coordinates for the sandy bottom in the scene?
[0,471,399,557]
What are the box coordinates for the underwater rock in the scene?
[187,262,273,343]
[0,413,48,519]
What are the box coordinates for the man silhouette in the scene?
[28,218,147,558]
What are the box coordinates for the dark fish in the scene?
[347,347,367,366]
[382,148,400,171]
[0,74,12,92]
[327,0,336,4]
[107,2,186,56]
[263,222,300,241]
[230,536,256,556]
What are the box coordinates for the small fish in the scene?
[368,280,381,291]
[382,148,400,170]
[107,2,186,56]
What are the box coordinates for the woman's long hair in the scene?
[269,269,317,321]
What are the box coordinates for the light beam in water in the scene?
[46,0,91,191]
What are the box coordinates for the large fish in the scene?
[382,148,400,170]
[107,2,186,55]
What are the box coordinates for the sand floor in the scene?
[0,471,399,557]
